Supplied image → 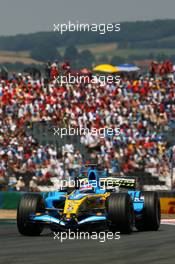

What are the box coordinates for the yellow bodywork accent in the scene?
[63,192,110,219]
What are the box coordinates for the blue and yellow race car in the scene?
[17,166,161,235]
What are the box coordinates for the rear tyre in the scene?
[136,191,160,231]
[106,193,134,234]
[17,193,45,236]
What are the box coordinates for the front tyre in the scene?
[106,193,134,234]
[17,193,45,236]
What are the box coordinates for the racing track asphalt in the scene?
[0,222,175,264]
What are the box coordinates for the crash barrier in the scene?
[0,192,47,209]
[160,197,175,214]
[0,192,22,209]
[158,192,175,213]
[0,191,174,214]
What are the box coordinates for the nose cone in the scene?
[62,214,78,229]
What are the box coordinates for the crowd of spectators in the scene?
[0,61,175,191]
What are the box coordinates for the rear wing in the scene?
[100,177,136,189]
[78,176,136,189]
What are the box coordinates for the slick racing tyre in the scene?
[17,193,45,236]
[135,191,160,231]
[106,193,134,234]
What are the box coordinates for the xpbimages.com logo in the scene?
[54,73,121,86]
[53,230,121,243]
[53,21,121,35]
[53,126,120,139]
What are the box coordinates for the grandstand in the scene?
[0,61,175,192]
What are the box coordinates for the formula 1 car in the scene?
[17,166,161,235]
